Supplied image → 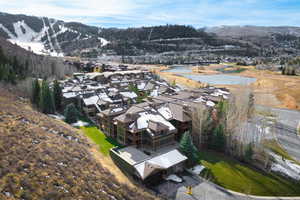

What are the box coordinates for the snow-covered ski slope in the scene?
[0,16,109,57]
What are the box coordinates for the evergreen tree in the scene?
[245,143,253,162]
[179,131,199,163]
[64,103,79,124]
[1,64,9,82]
[0,64,16,84]
[7,65,16,84]
[39,80,55,114]
[31,78,40,106]
[0,47,7,65]
[53,80,62,110]
[0,64,5,81]
[211,124,226,151]
[129,83,139,94]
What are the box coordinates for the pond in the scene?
[163,65,193,73]
[180,74,256,85]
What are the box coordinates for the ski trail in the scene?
[41,17,55,51]
[49,19,63,55]
[0,24,16,39]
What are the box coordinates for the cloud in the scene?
[0,0,299,27]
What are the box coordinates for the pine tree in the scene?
[0,47,7,65]
[211,124,226,151]
[39,80,55,114]
[1,64,9,82]
[31,78,40,106]
[0,64,4,81]
[245,143,253,162]
[7,67,16,84]
[53,80,62,110]
[179,131,199,164]
[64,103,79,124]
[129,83,139,94]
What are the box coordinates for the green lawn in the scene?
[199,151,300,196]
[80,126,119,156]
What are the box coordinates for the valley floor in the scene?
[155,64,300,111]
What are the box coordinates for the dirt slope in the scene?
[0,87,157,200]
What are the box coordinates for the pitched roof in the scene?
[114,112,138,123]
[144,82,156,91]
[134,149,187,180]
[168,103,191,122]
[100,107,126,116]
[148,120,170,132]
[129,111,176,132]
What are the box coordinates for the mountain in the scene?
[0,12,109,56]
[206,25,300,57]
[0,12,224,57]
[205,25,300,37]
[1,12,300,59]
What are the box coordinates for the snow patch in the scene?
[130,111,176,131]
[190,165,205,175]
[150,89,158,97]
[48,114,65,120]
[270,152,300,181]
[158,106,173,120]
[120,91,138,99]
[98,37,109,46]
[71,120,89,127]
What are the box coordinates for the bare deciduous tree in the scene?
[223,87,255,157]
[191,103,211,149]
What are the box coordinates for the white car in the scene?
[165,174,183,183]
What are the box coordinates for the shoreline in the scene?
[153,64,300,111]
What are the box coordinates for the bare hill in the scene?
[0,87,157,200]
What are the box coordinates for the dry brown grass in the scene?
[159,72,206,88]
[0,87,158,200]
[241,70,300,110]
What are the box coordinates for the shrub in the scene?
[64,103,79,124]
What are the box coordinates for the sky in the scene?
[0,0,300,28]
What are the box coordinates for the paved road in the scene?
[275,122,300,162]
[256,106,300,162]
[175,175,300,200]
